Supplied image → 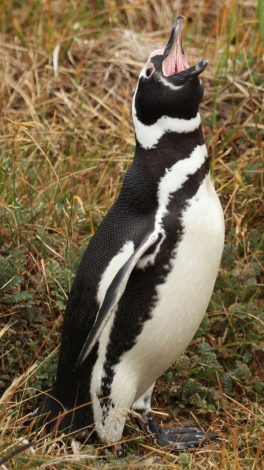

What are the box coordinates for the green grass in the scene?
[0,0,263,468]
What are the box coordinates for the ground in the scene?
[0,1,263,468]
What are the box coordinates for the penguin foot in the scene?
[154,427,218,450]
[140,412,218,451]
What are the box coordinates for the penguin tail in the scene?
[25,389,95,441]
[24,391,65,436]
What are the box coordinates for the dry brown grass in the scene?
[0,0,263,468]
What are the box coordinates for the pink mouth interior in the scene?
[162,32,189,76]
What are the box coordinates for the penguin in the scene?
[40,16,225,450]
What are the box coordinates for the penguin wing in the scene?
[75,231,159,369]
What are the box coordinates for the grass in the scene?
[0,0,263,468]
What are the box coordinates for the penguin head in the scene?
[133,16,208,128]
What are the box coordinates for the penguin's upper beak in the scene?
[162,16,208,80]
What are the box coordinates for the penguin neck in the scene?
[132,109,202,150]
[133,125,206,181]
[119,125,207,214]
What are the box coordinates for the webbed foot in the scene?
[140,412,218,451]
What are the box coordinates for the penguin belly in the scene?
[89,173,224,443]
[108,173,224,401]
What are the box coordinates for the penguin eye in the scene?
[145,67,154,78]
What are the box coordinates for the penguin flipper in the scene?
[74,231,159,370]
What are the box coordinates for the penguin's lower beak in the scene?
[162,16,208,80]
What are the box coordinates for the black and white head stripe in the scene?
[132,16,207,149]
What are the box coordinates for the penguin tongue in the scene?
[162,16,190,77]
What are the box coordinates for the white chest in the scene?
[119,173,225,398]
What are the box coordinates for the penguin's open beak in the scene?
[162,16,208,81]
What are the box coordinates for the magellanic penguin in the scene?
[41,16,225,450]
